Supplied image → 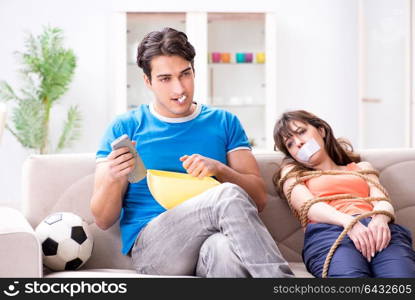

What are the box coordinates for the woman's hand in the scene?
[368,214,391,253]
[347,220,376,262]
[180,154,221,178]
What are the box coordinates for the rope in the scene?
[279,168,395,278]
[321,210,394,278]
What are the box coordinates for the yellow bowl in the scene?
[147,169,220,209]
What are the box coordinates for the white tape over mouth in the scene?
[297,138,321,162]
[178,95,187,103]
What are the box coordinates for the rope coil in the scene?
[279,169,395,278]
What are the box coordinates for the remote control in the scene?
[110,134,146,183]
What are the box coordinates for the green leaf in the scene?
[0,81,21,102]
[56,105,82,152]
[10,98,46,149]
[19,74,41,102]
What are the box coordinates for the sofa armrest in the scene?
[0,207,42,277]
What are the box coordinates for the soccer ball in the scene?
[35,212,94,271]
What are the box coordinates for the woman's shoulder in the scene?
[355,161,376,171]
[281,164,297,177]
[280,164,305,186]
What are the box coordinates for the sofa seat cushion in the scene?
[44,268,196,278]
[288,262,313,278]
[45,266,311,278]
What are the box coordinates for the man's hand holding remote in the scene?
[106,141,137,183]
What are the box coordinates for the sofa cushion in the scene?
[255,153,304,262]
[22,153,96,228]
[259,195,303,262]
[83,223,134,270]
[51,174,95,224]
[45,266,311,278]
[288,262,313,278]
[378,161,415,245]
[45,268,195,278]
[46,173,134,271]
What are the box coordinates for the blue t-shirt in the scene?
[96,103,251,255]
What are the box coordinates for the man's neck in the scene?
[153,102,196,118]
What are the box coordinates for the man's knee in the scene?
[199,233,232,259]
[198,233,238,271]
[215,182,243,193]
[214,182,253,205]
[197,233,247,277]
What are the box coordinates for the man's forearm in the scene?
[215,163,267,211]
[91,180,124,230]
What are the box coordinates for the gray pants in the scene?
[131,182,294,278]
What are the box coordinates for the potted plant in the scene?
[0,25,81,154]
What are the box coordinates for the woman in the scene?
[273,110,415,278]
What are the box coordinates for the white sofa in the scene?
[1,148,415,277]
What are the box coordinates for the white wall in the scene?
[275,0,359,146]
[360,0,410,148]
[0,0,360,210]
[0,0,114,208]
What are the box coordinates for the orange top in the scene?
[305,162,373,216]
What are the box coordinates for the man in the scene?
[90,27,293,277]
